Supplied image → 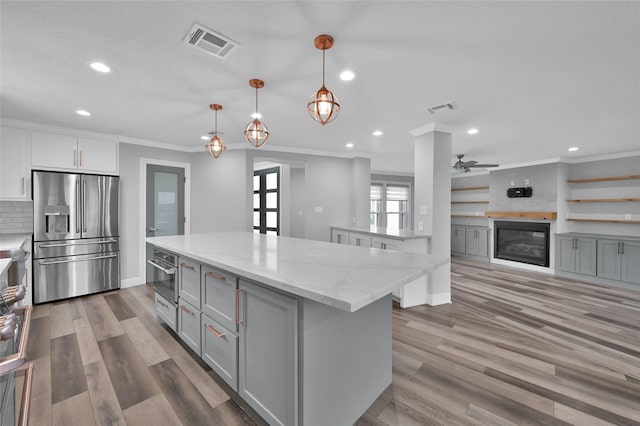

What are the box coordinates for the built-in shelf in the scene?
[567,175,640,183]
[485,211,557,220]
[451,214,485,218]
[451,186,489,192]
[567,198,640,203]
[566,218,640,224]
[451,201,490,204]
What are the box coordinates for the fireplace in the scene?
[494,221,550,267]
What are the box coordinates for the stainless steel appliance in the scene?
[32,171,120,303]
[148,248,177,304]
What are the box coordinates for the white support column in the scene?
[410,122,454,305]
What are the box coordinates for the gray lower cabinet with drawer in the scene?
[451,225,488,260]
[178,298,201,355]
[202,314,238,391]
[202,266,238,331]
[155,292,177,331]
[179,257,201,308]
[598,239,640,284]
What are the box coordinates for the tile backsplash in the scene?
[0,200,33,233]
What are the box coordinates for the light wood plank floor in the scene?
[25,258,640,425]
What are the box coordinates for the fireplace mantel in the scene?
[485,211,557,220]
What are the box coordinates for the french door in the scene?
[253,167,279,235]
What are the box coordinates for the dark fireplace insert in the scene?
[494,221,550,267]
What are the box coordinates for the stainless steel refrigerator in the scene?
[32,170,120,303]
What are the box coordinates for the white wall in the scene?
[119,143,192,281]
[289,167,306,239]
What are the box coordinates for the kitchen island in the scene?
[147,232,448,426]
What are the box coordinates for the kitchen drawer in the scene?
[178,298,201,356]
[202,266,238,331]
[155,292,176,332]
[372,236,403,251]
[179,257,201,308]
[201,315,238,391]
[349,233,372,247]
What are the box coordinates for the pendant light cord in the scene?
[255,87,259,116]
[322,48,326,87]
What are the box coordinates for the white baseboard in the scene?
[491,258,553,274]
[121,276,145,288]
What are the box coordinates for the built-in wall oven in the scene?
[148,248,178,331]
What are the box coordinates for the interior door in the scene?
[146,165,185,283]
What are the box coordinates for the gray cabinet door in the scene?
[451,226,466,254]
[556,237,577,273]
[465,228,477,255]
[155,292,177,332]
[575,238,597,276]
[179,257,201,308]
[202,314,238,391]
[597,240,622,281]
[178,299,201,355]
[621,240,640,284]
[238,280,298,426]
[476,228,488,257]
[202,266,238,331]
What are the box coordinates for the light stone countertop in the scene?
[147,232,448,312]
[0,233,31,254]
[331,225,431,240]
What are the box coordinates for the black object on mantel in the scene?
[507,187,533,198]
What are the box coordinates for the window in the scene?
[253,167,279,235]
[370,182,410,231]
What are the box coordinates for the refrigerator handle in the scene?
[82,178,87,232]
[76,179,81,233]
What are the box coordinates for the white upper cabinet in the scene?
[31,130,118,174]
[0,126,29,200]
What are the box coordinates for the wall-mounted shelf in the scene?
[451,186,489,192]
[567,218,640,224]
[485,211,557,220]
[567,175,640,183]
[451,201,489,204]
[451,214,485,218]
[567,198,640,203]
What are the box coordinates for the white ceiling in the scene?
[1,1,639,174]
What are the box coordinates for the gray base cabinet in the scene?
[451,226,466,254]
[451,225,488,259]
[598,239,640,284]
[239,280,298,426]
[155,292,177,331]
[178,298,201,355]
[202,314,238,391]
[556,236,597,276]
[202,266,238,331]
[179,257,201,308]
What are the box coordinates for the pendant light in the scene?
[205,104,226,159]
[307,34,340,125]
[244,79,269,147]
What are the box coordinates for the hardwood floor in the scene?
[25,258,640,425]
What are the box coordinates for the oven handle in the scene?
[39,240,118,248]
[40,254,117,266]
[147,259,176,275]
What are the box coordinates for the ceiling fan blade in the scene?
[460,160,477,167]
[467,163,499,168]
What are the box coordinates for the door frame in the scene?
[138,158,191,286]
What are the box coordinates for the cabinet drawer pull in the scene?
[157,299,168,308]
[180,305,194,315]
[206,324,225,338]
[180,262,195,270]
[73,149,77,166]
[80,150,83,167]
[337,234,342,244]
[236,288,244,325]
[20,177,25,195]
[206,271,225,280]
[356,238,360,246]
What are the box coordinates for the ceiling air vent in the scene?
[182,23,239,59]
[427,101,456,114]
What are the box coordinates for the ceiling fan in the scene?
[452,154,499,173]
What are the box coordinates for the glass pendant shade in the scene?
[307,85,340,125]
[206,135,226,159]
[244,119,269,147]
[308,34,340,125]
[244,79,269,148]
[205,104,226,159]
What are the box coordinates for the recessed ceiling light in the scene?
[345,142,354,148]
[90,62,111,73]
[201,135,210,140]
[467,128,479,135]
[76,110,91,116]
[339,70,356,81]
[372,130,383,136]
[568,147,579,152]
[251,112,262,119]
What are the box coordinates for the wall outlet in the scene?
[314,206,323,213]
[510,180,515,186]
[420,205,429,215]
[524,178,530,186]
[352,216,356,224]
[418,221,424,232]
